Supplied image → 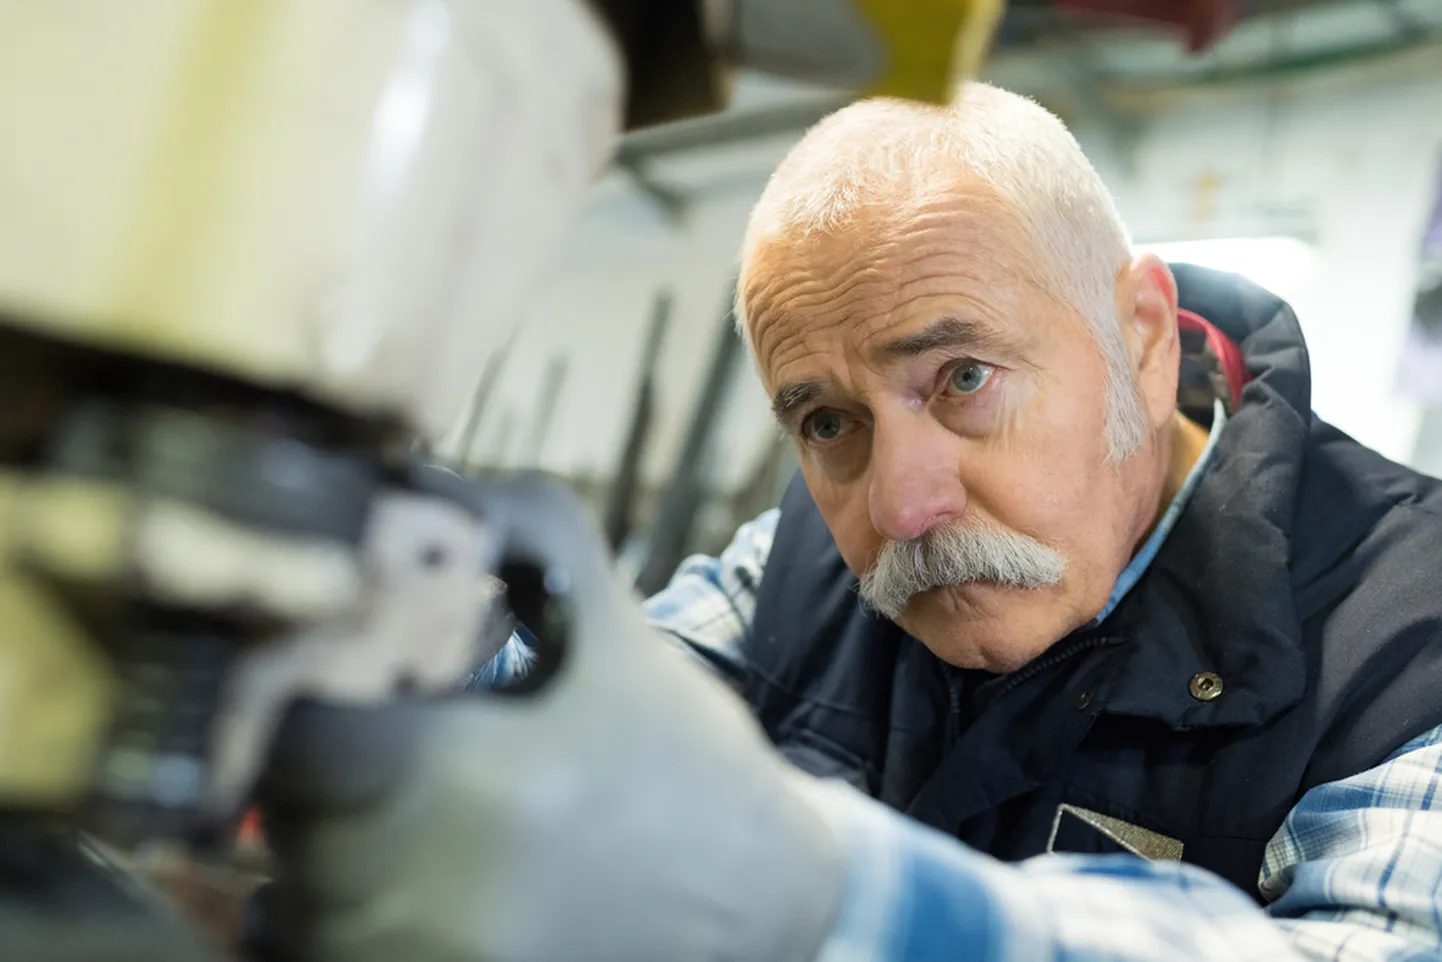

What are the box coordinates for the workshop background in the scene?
[440,0,1442,588]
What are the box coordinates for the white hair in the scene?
[737,83,1146,463]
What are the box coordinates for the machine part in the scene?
[1057,0,1240,53]
[592,0,733,129]
[519,355,571,469]
[202,487,491,821]
[404,464,576,692]
[4,475,131,586]
[0,0,623,443]
[604,289,673,550]
[469,574,518,680]
[8,481,363,848]
[0,562,114,806]
[731,0,1003,101]
[0,824,227,962]
[84,608,239,847]
[450,323,520,473]
[0,326,395,842]
[0,324,387,548]
[491,553,573,697]
[2,439,370,844]
[129,502,360,621]
[127,407,376,544]
[249,476,847,962]
[635,280,744,596]
[126,840,267,951]
[589,0,1004,126]
[11,471,366,628]
[483,408,520,470]
[732,0,885,91]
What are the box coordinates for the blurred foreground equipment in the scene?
[0,0,1245,958]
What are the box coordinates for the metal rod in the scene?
[604,290,673,550]
[519,355,570,469]
[635,279,742,596]
[457,326,520,474]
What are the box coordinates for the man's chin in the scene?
[898,582,1067,672]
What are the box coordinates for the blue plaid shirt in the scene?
[483,510,1442,960]
[479,411,1442,958]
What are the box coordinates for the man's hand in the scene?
[256,479,847,962]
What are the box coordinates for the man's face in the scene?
[744,181,1161,672]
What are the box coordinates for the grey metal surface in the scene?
[0,826,227,962]
[50,402,378,544]
[205,486,491,821]
[634,280,744,596]
[604,290,673,550]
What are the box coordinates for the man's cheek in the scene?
[837,527,889,581]
[959,372,1031,444]
[807,477,879,575]
[973,446,1084,545]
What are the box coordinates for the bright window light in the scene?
[1137,236,1318,311]
[1136,235,1423,466]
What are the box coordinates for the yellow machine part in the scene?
[857,0,1005,102]
[0,474,119,806]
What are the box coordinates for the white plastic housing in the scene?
[0,0,621,439]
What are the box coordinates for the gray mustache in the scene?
[857,521,1066,619]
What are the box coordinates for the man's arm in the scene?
[637,507,777,688]
[803,725,1442,961]
[1262,725,1442,958]
[469,507,1442,959]
[469,508,777,691]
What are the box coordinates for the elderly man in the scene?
[272,84,1442,962]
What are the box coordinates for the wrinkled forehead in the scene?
[740,187,1042,389]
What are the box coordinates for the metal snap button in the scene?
[1189,671,1224,702]
[1075,690,1093,711]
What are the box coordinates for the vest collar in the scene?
[1096,266,1318,730]
[1090,396,1227,627]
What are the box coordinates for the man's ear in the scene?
[1115,253,1180,430]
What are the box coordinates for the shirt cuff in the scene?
[795,776,1302,962]
[794,777,1048,962]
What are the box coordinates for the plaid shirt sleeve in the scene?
[634,507,778,689]
[802,724,1442,961]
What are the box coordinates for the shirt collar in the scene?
[1091,398,1227,626]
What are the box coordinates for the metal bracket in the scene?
[201,490,493,818]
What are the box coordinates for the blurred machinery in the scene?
[0,0,1242,959]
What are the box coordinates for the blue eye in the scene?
[802,410,847,443]
[948,362,993,395]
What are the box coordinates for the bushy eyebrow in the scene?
[771,379,826,429]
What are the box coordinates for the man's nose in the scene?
[867,415,968,544]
